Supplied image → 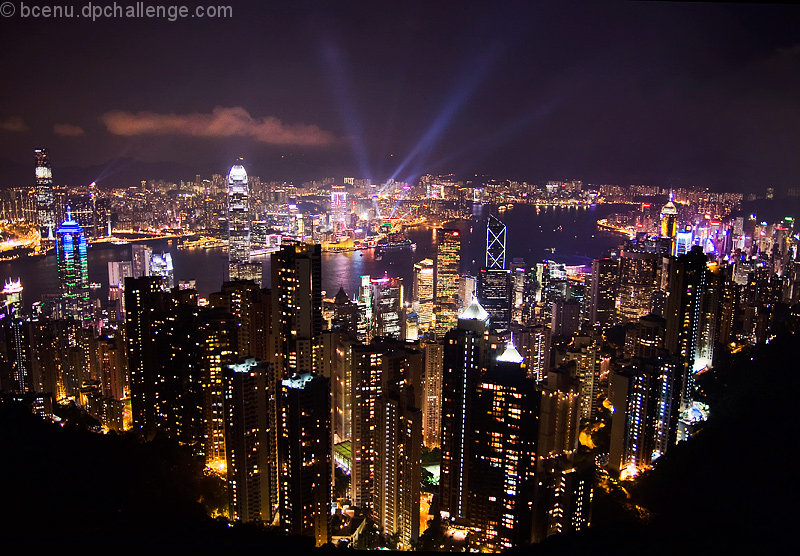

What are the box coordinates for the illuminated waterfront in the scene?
[0,204,626,306]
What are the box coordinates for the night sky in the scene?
[1,0,800,190]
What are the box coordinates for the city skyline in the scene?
[1,2,800,189]
[1,2,797,552]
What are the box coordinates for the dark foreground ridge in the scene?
[2,334,795,551]
[0,402,311,549]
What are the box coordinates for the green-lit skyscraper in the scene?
[55,207,90,323]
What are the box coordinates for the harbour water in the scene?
[0,204,628,309]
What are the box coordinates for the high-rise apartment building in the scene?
[609,355,684,476]
[375,380,421,550]
[421,340,443,448]
[223,358,274,523]
[664,246,713,408]
[270,242,323,379]
[550,299,581,338]
[563,335,602,420]
[349,342,384,509]
[277,373,331,546]
[200,309,237,470]
[209,280,270,361]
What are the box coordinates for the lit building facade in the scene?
[34,148,56,247]
[609,355,684,476]
[589,257,619,326]
[413,258,435,329]
[485,214,507,270]
[371,275,404,339]
[440,297,494,521]
[55,207,91,324]
[434,228,461,335]
[149,252,175,289]
[617,246,659,322]
[270,242,323,379]
[375,382,421,550]
[224,358,274,523]
[277,373,331,546]
[478,268,512,329]
[470,342,539,550]
[421,340,443,448]
[227,161,251,281]
[330,185,348,237]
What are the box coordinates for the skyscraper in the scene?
[330,185,348,236]
[1,278,23,316]
[224,358,274,523]
[434,228,461,334]
[125,284,208,452]
[131,244,152,278]
[149,252,175,289]
[440,297,493,521]
[209,280,270,361]
[413,258,435,329]
[200,308,237,470]
[227,160,253,281]
[563,335,602,420]
[478,267,512,329]
[550,299,581,338]
[617,246,659,322]
[349,342,384,509]
[479,214,512,328]
[664,246,712,408]
[421,340,443,448]
[609,355,683,476]
[375,380,422,550]
[277,373,331,546]
[660,196,678,240]
[34,148,56,248]
[55,207,90,323]
[486,214,507,270]
[125,276,166,434]
[3,315,31,393]
[470,342,539,550]
[589,258,619,327]
[270,242,323,379]
[371,274,404,339]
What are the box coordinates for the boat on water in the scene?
[376,232,416,252]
